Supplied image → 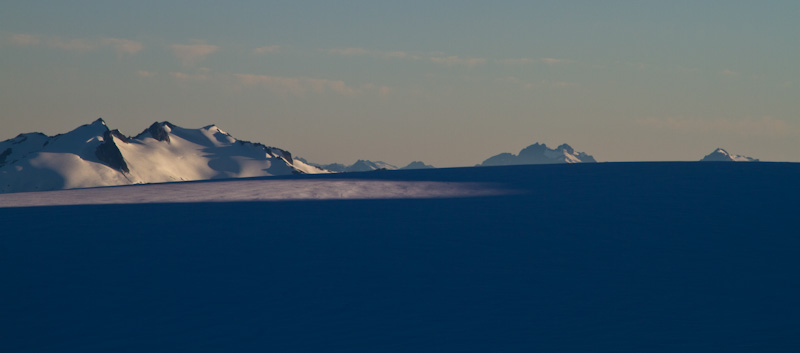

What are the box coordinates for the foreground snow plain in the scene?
[2,162,799,352]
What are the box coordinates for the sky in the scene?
[1,0,798,166]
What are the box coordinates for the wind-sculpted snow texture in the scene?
[2,162,799,352]
[0,119,327,193]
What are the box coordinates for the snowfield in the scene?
[0,178,511,207]
[1,162,799,352]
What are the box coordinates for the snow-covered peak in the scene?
[0,119,329,193]
[479,142,596,166]
[0,133,49,168]
[44,118,111,155]
[349,160,398,172]
[700,148,758,162]
[135,121,174,142]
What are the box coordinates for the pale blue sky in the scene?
[2,1,798,166]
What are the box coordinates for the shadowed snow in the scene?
[2,163,799,352]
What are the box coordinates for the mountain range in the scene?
[299,159,435,172]
[1,120,763,193]
[0,119,328,193]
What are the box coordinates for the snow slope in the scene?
[2,162,800,352]
[0,119,327,193]
[701,148,759,162]
[479,142,596,166]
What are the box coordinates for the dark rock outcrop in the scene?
[0,148,11,167]
[136,122,174,143]
[95,131,129,173]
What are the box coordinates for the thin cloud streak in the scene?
[6,33,143,55]
[8,33,40,45]
[430,56,486,67]
[326,47,420,60]
[540,57,571,64]
[101,38,143,55]
[494,58,536,65]
[326,47,496,67]
[170,42,219,66]
[235,74,361,96]
[170,72,210,81]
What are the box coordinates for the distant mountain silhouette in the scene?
[298,159,436,172]
[479,143,596,166]
[700,148,758,162]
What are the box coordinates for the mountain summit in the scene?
[0,120,328,193]
[700,148,759,162]
[479,143,596,166]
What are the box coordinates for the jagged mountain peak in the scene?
[135,121,175,142]
[201,124,224,132]
[0,119,329,193]
[556,143,574,154]
[701,148,758,162]
[480,142,596,166]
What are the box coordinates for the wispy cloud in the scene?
[235,74,360,96]
[430,56,486,67]
[384,51,415,59]
[326,47,494,67]
[638,116,796,137]
[327,47,370,56]
[326,47,420,60]
[170,71,210,81]
[5,33,143,55]
[101,38,143,55]
[170,41,219,66]
[48,38,95,51]
[8,33,40,46]
[235,74,390,97]
[253,45,281,54]
[539,57,572,65]
[495,57,573,66]
[494,58,536,65]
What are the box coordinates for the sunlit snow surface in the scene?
[0,179,510,207]
[2,163,799,352]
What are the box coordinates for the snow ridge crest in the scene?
[0,119,328,193]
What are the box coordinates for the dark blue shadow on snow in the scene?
[1,162,799,352]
